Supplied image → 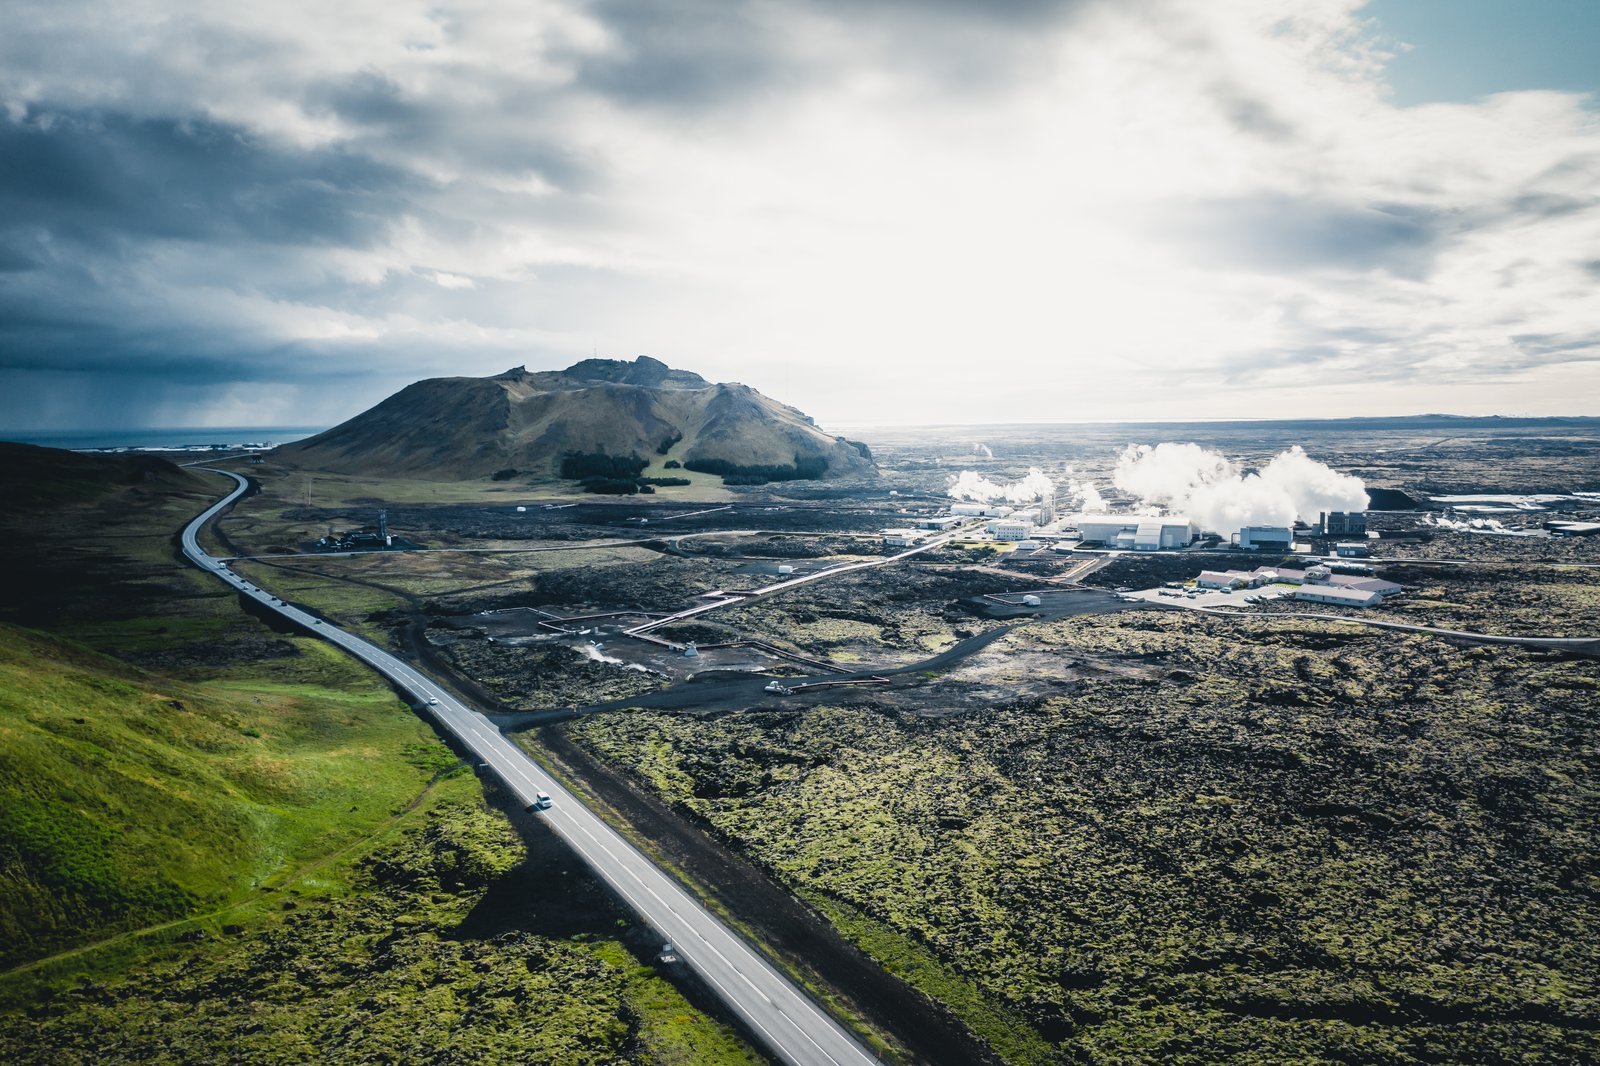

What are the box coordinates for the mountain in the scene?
[274,357,877,481]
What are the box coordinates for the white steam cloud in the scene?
[1112,443,1368,532]
[1063,466,1107,512]
[1425,513,1542,537]
[948,467,1056,504]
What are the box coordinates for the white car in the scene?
[534,791,553,810]
[427,697,440,705]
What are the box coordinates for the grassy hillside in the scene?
[2,795,761,1065]
[0,621,450,969]
[0,445,763,1063]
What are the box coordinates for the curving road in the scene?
[182,470,878,1066]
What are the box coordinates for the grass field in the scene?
[0,621,450,974]
[3,792,761,1065]
[0,446,764,1063]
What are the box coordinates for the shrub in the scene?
[578,477,641,495]
[559,452,648,480]
[682,454,829,484]
[490,468,519,481]
[663,460,682,470]
[656,432,683,455]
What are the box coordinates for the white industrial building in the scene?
[1196,570,1252,589]
[882,529,922,548]
[1334,576,1401,597]
[990,520,1031,541]
[1237,526,1294,550]
[951,503,1013,517]
[1073,513,1195,549]
[1294,584,1381,607]
[917,515,962,530]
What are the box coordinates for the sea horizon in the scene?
[2,426,326,452]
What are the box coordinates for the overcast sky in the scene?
[3,0,1599,432]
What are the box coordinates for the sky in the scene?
[2,0,1599,432]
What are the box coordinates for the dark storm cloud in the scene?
[571,0,1091,108]
[1168,196,1442,275]
[0,109,422,250]
[304,72,594,190]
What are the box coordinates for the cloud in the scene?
[1166,195,1442,275]
[0,0,1598,431]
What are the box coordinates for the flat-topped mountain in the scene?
[275,357,876,482]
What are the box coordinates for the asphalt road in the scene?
[182,470,880,1066]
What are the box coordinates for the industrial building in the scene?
[1318,511,1367,536]
[990,520,1031,541]
[882,529,923,548]
[1335,542,1370,557]
[1073,513,1196,549]
[1333,576,1402,597]
[1236,526,1293,550]
[951,503,1013,517]
[1294,584,1381,607]
[315,510,397,552]
[918,515,963,530]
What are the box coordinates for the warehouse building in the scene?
[1294,584,1382,607]
[1073,513,1195,549]
[1331,576,1402,597]
[1196,570,1253,589]
[1237,525,1293,550]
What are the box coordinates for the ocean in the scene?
[4,427,325,452]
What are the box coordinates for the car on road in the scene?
[526,791,553,811]
[427,697,440,705]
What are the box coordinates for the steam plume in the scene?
[1112,443,1367,531]
[1063,465,1107,512]
[948,467,1055,504]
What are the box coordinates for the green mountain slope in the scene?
[0,622,442,968]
